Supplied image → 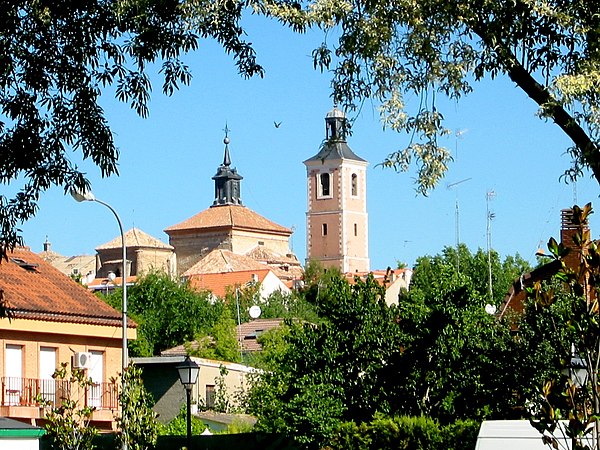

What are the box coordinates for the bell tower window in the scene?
[351,173,358,196]
[322,223,328,236]
[318,172,331,198]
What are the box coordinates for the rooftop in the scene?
[0,247,133,327]
[165,204,291,235]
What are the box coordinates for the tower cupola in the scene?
[325,106,347,142]
[212,128,243,206]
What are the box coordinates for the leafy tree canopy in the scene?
[0,0,263,259]
[105,271,218,356]
[266,0,600,193]
[410,243,531,306]
[246,246,569,446]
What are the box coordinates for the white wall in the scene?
[0,438,41,450]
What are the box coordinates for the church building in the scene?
[165,132,300,279]
[304,107,370,273]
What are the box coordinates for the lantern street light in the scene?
[71,189,129,450]
[177,356,200,450]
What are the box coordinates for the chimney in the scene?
[560,208,590,270]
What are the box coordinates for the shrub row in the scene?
[326,415,480,450]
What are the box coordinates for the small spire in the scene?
[223,123,231,167]
[212,124,243,207]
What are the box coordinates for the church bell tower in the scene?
[212,128,243,206]
[304,107,369,273]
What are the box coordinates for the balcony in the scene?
[0,376,119,421]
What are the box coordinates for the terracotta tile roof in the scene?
[236,318,285,352]
[244,246,300,266]
[161,340,206,356]
[187,269,272,298]
[39,252,96,277]
[0,247,134,327]
[161,318,286,355]
[87,276,137,289]
[344,268,411,286]
[96,227,173,250]
[164,205,291,236]
[183,249,266,277]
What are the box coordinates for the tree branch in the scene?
[471,22,600,185]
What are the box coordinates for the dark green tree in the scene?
[105,271,218,356]
[187,307,241,363]
[410,244,530,307]
[246,246,567,446]
[246,274,404,448]
[402,245,565,422]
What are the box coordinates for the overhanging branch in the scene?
[471,21,600,185]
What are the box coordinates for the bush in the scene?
[327,415,479,450]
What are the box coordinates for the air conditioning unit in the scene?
[72,352,92,369]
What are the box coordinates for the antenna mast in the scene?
[447,177,472,273]
[486,190,496,302]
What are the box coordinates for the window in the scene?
[318,172,331,198]
[322,224,328,236]
[206,385,216,409]
[88,351,104,408]
[354,223,358,236]
[5,344,22,406]
[40,347,57,405]
[351,173,358,196]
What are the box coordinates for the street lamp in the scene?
[177,357,200,450]
[71,189,129,450]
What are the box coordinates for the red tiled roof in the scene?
[344,269,410,286]
[237,318,285,352]
[164,205,291,236]
[187,269,272,298]
[87,276,137,288]
[96,227,173,250]
[183,249,266,277]
[0,247,133,327]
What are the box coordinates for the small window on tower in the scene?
[318,172,331,198]
[351,173,358,196]
[354,223,358,236]
[322,223,328,236]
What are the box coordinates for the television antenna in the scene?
[447,177,472,272]
[455,128,469,160]
[486,190,496,302]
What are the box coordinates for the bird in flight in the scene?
[274,121,282,128]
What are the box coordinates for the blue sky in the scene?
[19,15,600,270]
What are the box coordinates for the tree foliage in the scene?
[530,204,600,450]
[37,363,98,450]
[105,271,217,356]
[398,246,568,422]
[263,0,600,193]
[246,247,569,446]
[187,307,242,362]
[0,0,263,260]
[116,364,160,450]
[410,244,530,307]
[246,275,403,447]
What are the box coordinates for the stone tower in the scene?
[304,107,370,273]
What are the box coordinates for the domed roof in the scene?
[325,106,345,119]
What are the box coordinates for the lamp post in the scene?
[71,189,128,450]
[177,357,200,450]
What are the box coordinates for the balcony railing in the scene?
[1,377,118,410]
